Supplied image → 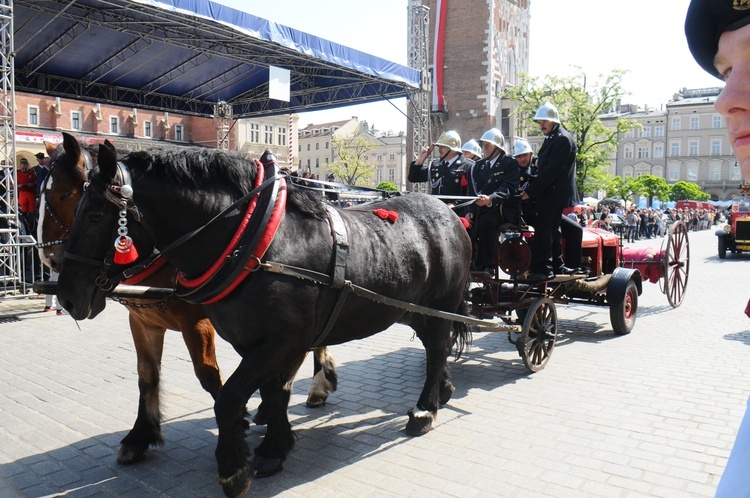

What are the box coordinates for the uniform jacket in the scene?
[465,153,519,206]
[408,154,473,197]
[524,124,578,212]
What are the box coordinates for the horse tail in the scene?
[450,300,473,361]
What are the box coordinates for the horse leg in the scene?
[118,314,166,464]
[406,319,454,437]
[177,312,222,399]
[306,346,338,408]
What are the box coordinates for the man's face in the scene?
[715,23,750,181]
[480,142,497,158]
[537,119,555,135]
[19,160,28,170]
[515,152,533,167]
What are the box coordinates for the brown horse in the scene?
[38,133,337,464]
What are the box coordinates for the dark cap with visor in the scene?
[685,0,750,78]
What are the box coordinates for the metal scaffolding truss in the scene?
[0,0,32,295]
[407,0,430,193]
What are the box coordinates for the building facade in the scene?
[603,88,738,200]
[10,92,221,163]
[235,114,298,168]
[420,0,530,142]
[297,117,408,189]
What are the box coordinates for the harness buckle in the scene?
[258,260,282,274]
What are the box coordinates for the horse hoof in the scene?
[405,409,434,437]
[251,455,284,478]
[305,393,328,408]
[219,466,254,498]
[439,384,456,405]
[117,445,146,465]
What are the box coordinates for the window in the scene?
[315,143,319,150]
[637,146,650,159]
[624,129,634,139]
[376,169,382,183]
[144,121,152,138]
[175,125,183,141]
[690,116,700,130]
[670,141,681,157]
[250,123,259,143]
[389,154,395,160]
[277,127,286,146]
[388,168,395,182]
[28,106,39,126]
[711,139,722,155]
[624,146,633,159]
[315,158,319,168]
[325,142,329,149]
[688,140,699,156]
[71,111,81,131]
[713,115,723,129]
[671,117,681,131]
[654,144,664,158]
[654,126,664,137]
[306,143,310,151]
[687,163,698,181]
[668,164,680,182]
[642,126,651,138]
[709,163,721,181]
[377,155,383,161]
[732,161,742,181]
[264,125,273,144]
[324,157,329,164]
[110,116,119,134]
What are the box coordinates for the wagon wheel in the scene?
[516,297,557,373]
[609,279,638,335]
[661,220,690,308]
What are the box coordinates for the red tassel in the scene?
[373,208,389,220]
[460,175,468,187]
[386,211,398,223]
[460,217,470,229]
[113,236,139,265]
[745,298,750,319]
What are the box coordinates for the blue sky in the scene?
[214,0,721,132]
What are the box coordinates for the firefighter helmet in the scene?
[512,138,533,157]
[478,128,506,153]
[461,139,482,159]
[434,130,462,152]
[533,102,560,123]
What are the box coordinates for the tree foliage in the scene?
[328,134,378,186]
[503,68,638,196]
[606,176,639,204]
[633,174,670,205]
[376,181,398,192]
[669,180,711,201]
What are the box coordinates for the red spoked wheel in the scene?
[661,220,690,308]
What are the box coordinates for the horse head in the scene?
[37,132,93,272]
[56,141,156,320]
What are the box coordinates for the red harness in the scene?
[175,159,287,304]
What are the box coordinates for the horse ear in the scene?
[44,140,56,157]
[103,139,117,155]
[97,142,118,181]
[61,132,81,161]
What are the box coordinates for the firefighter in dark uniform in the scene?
[521,102,578,282]
[464,128,520,274]
[515,137,584,275]
[408,130,472,197]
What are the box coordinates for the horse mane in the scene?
[125,147,328,221]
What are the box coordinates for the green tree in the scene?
[376,182,398,192]
[328,133,378,186]
[503,68,638,195]
[669,180,711,201]
[632,174,670,206]
[606,176,640,205]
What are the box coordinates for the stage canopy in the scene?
[14,0,420,118]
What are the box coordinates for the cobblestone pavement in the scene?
[0,227,747,497]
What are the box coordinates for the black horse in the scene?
[56,143,471,497]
